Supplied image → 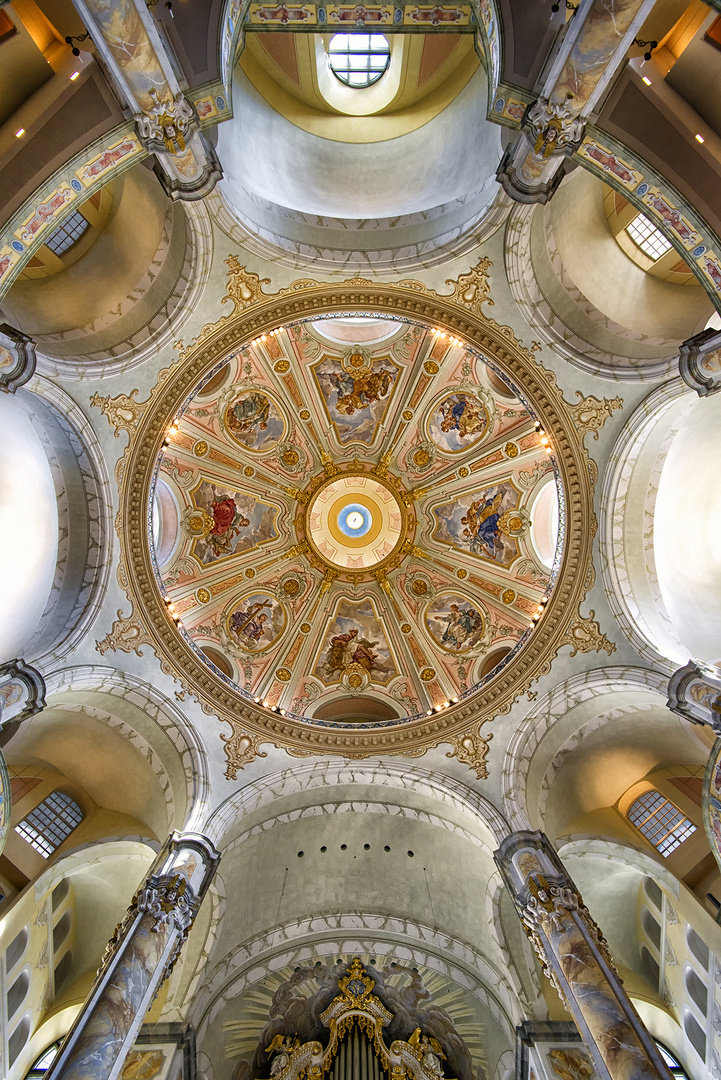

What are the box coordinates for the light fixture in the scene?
[70,70,80,81]
[642,76,651,86]
[65,31,91,56]
[633,37,657,63]
[15,128,25,138]
[696,133,705,144]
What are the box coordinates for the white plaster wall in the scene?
[0,393,58,662]
[654,393,721,665]
[218,68,502,219]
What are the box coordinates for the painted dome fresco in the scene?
[149,314,562,729]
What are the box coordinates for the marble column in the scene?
[494,831,672,1080]
[70,0,222,199]
[497,0,656,203]
[46,832,220,1080]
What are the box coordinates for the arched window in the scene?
[686,926,709,970]
[643,876,663,911]
[640,946,660,988]
[8,1015,31,1067]
[685,967,708,1015]
[683,1013,706,1061]
[626,213,672,261]
[25,1041,61,1078]
[5,927,28,971]
[627,790,696,856]
[641,907,661,950]
[44,209,89,256]
[14,792,84,858]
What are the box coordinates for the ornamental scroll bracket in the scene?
[263,959,455,1080]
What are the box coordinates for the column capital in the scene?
[667,660,721,731]
[0,324,36,393]
[679,327,721,396]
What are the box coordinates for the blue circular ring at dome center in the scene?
[337,503,372,538]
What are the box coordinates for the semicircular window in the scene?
[328,33,390,87]
[25,1041,62,1078]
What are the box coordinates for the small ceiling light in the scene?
[70,70,80,81]
[15,128,25,138]
[642,76,651,86]
[696,133,705,144]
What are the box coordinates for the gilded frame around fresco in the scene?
[99,258,614,774]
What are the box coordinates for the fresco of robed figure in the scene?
[428,392,489,454]
[432,482,519,565]
[224,390,285,452]
[315,599,397,685]
[191,481,278,565]
[227,593,285,652]
[425,595,485,652]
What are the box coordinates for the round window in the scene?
[328,33,390,87]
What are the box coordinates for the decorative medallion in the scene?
[221,388,286,453]
[427,391,490,454]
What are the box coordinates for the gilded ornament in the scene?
[194,440,209,457]
[401,623,411,633]
[274,359,290,373]
[402,409,413,420]
[412,448,431,468]
[446,721,493,779]
[558,610,615,656]
[458,466,469,477]
[244,465,255,477]
[569,391,623,441]
[220,721,268,779]
[456,569,467,579]
[245,568,255,578]
[196,588,211,604]
[276,668,292,681]
[300,622,311,633]
[411,580,428,596]
[424,361,439,375]
[502,588,516,605]
[420,668,435,681]
[504,441,519,458]
[281,447,300,468]
[300,409,311,420]
[95,608,154,657]
[282,579,301,597]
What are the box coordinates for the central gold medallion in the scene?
[303,470,409,573]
